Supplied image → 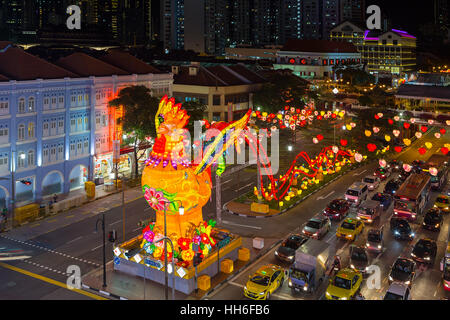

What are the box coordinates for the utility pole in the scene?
[11,150,15,228]
[122,175,126,242]
[215,174,222,224]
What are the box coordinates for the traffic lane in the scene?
[397,128,449,163]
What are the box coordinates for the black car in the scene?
[390,217,415,240]
[274,234,308,263]
[388,258,416,287]
[384,179,401,195]
[398,170,411,182]
[411,238,437,264]
[349,245,371,274]
[422,209,443,231]
[388,160,403,172]
[412,160,426,173]
[371,192,392,210]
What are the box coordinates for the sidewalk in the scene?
[81,236,281,300]
[2,184,144,242]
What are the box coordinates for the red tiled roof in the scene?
[0,73,9,82]
[56,52,129,77]
[101,50,162,74]
[281,39,358,53]
[228,64,267,84]
[207,66,249,85]
[174,66,228,86]
[0,45,77,81]
[0,41,12,51]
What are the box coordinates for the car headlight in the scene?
[289,279,292,287]
[378,245,382,249]
[411,233,415,237]
[411,253,416,257]
[350,264,355,269]
[347,234,353,238]
[425,257,430,260]
[405,280,410,285]
[435,224,440,228]
[244,286,247,291]
[275,251,279,256]
[340,297,348,300]
[434,204,437,208]
[259,291,266,295]
[365,267,369,271]
[288,255,294,260]
[326,292,331,297]
[445,207,449,210]
[366,242,370,247]
[395,231,400,235]
[389,275,393,281]
[302,230,306,234]
[303,284,308,291]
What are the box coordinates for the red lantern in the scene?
[388,119,394,125]
[340,139,348,146]
[440,128,446,135]
[403,123,410,129]
[374,115,380,120]
[418,147,427,155]
[394,146,402,153]
[441,147,449,155]
[317,134,324,141]
[420,126,427,133]
[317,115,323,120]
[331,113,337,119]
[367,144,377,152]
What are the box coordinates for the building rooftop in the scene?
[55,52,129,77]
[0,43,78,81]
[396,84,450,101]
[281,39,359,53]
[173,64,266,87]
[101,50,163,75]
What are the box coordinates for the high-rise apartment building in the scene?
[340,0,365,26]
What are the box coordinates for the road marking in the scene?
[82,211,91,215]
[91,244,103,251]
[229,281,244,288]
[317,191,335,201]
[353,169,367,176]
[65,215,74,219]
[0,262,107,300]
[30,223,40,228]
[47,219,57,223]
[133,227,141,232]
[66,236,83,245]
[109,219,122,226]
[221,220,262,230]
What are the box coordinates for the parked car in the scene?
[366,228,384,253]
[374,166,391,181]
[383,282,412,300]
[384,179,401,195]
[323,199,350,220]
[371,192,392,210]
[390,217,415,240]
[302,215,331,239]
[356,200,382,224]
[349,245,371,274]
[362,175,380,191]
[388,258,416,287]
[422,208,443,231]
[274,234,308,263]
[411,238,437,264]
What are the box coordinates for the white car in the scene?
[383,282,412,300]
[362,176,380,191]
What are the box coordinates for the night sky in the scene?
[367,0,435,35]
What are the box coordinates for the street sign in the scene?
[177,267,186,278]
[144,258,163,269]
[114,257,120,265]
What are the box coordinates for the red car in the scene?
[323,199,350,220]
[374,167,391,181]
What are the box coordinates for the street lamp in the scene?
[161,199,184,300]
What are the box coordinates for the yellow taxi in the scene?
[325,268,363,300]
[244,264,285,300]
[336,218,364,241]
[434,194,450,213]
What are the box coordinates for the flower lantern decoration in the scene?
[435,133,441,139]
[354,153,363,162]
[415,132,422,139]
[404,123,410,129]
[425,142,433,149]
[418,147,427,155]
[144,187,168,211]
[429,167,438,176]
[313,138,319,144]
[379,159,387,168]
[440,128,447,135]
[332,146,339,154]
[393,130,400,137]
[441,147,449,155]
[403,138,411,146]
[373,127,380,134]
[394,116,400,122]
[365,130,372,137]
[403,164,412,172]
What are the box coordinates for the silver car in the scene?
[302,215,331,239]
[362,175,380,191]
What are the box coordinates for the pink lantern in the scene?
[379,159,387,168]
[415,132,422,139]
[332,146,339,154]
[377,113,383,118]
[435,133,441,139]
[350,122,356,128]
[410,118,416,124]
[373,127,380,133]
[446,120,450,126]
[394,116,400,121]
[313,138,319,144]
[354,153,363,163]
[428,119,434,125]
[429,167,438,176]
[271,126,277,131]
[403,164,412,172]
[393,130,400,137]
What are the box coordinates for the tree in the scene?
[108,86,160,178]
[182,100,207,135]
[253,73,308,113]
